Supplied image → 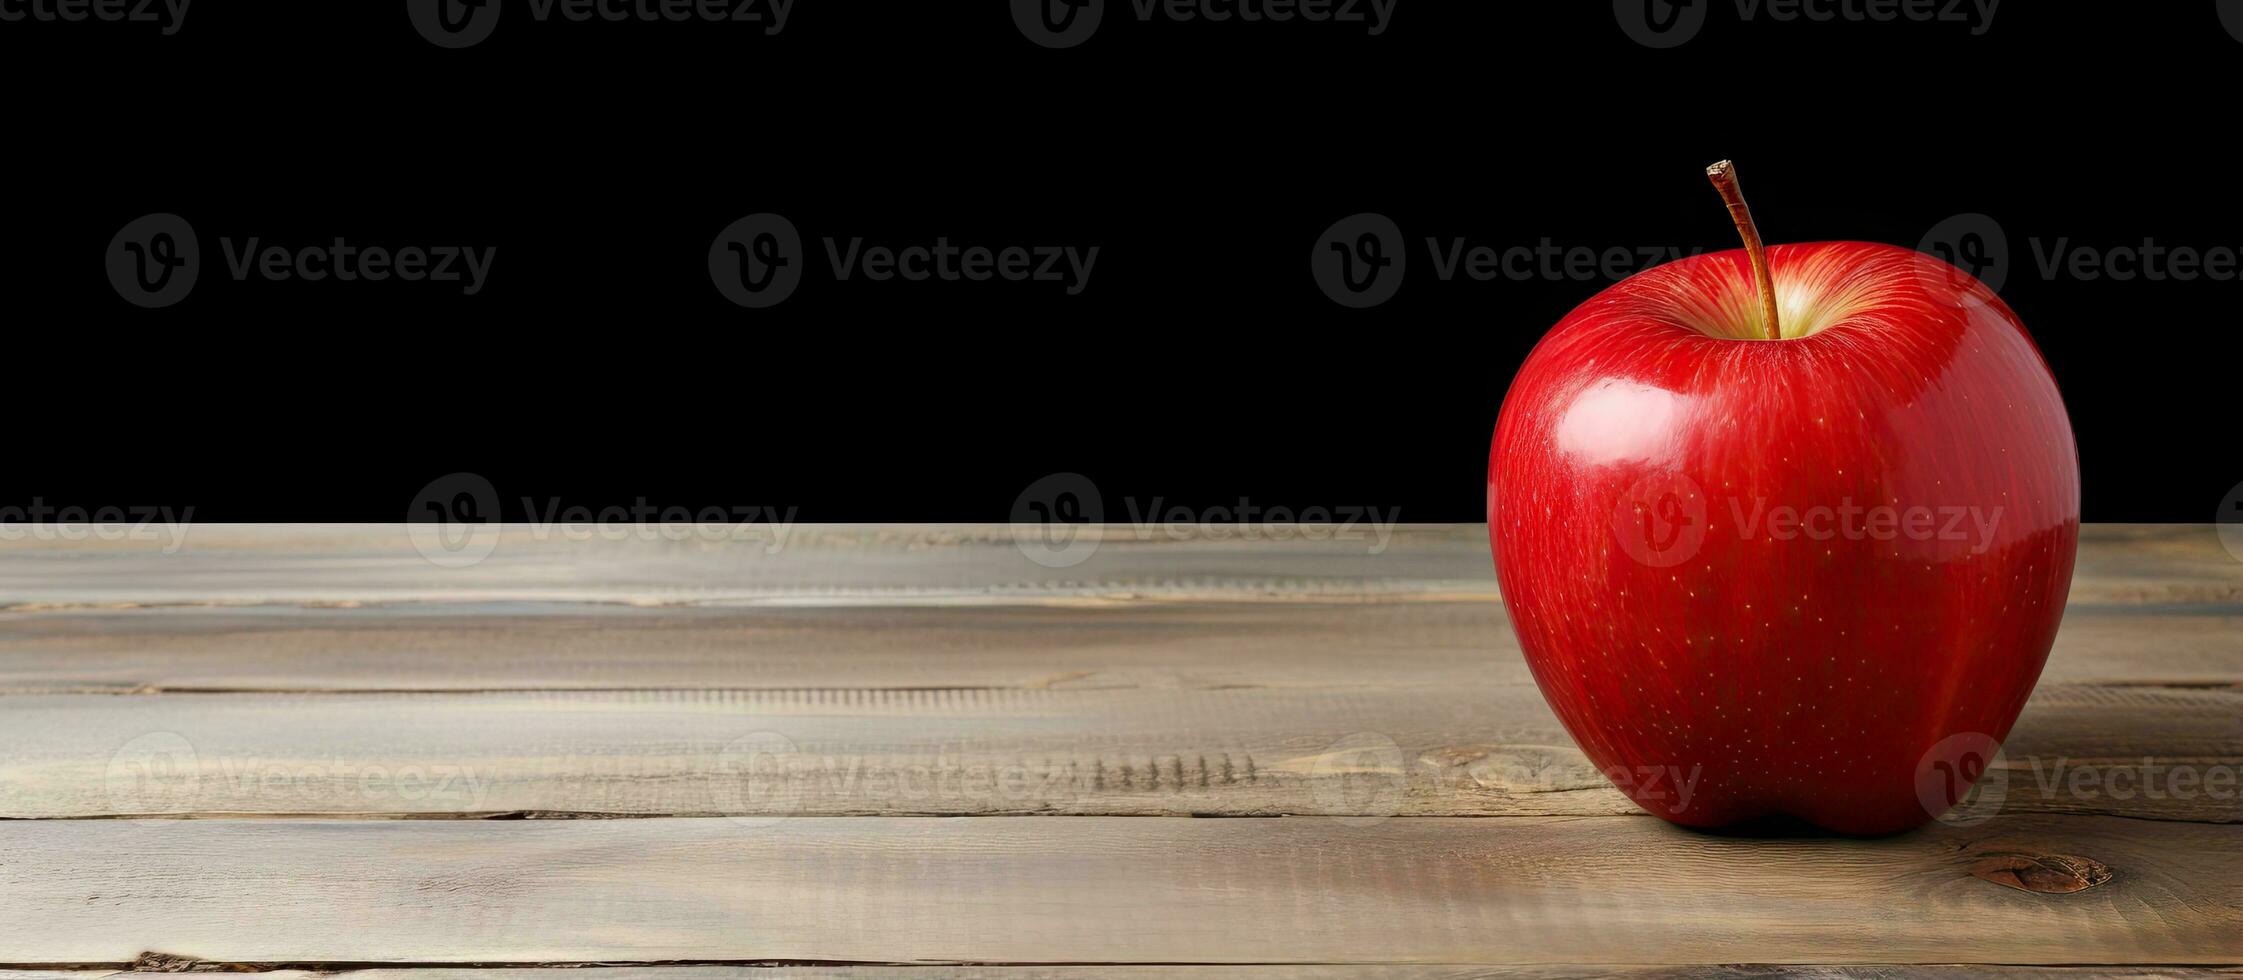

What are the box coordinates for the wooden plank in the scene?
[6,968,2241,978]
[0,525,1481,610]
[0,601,1507,694]
[2034,607,2243,687]
[0,600,2233,695]
[3,816,2238,966]
[6,683,2234,821]
[0,685,1611,819]
[0,524,2231,610]
[2072,524,2243,605]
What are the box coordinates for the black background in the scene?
[7,1,2235,523]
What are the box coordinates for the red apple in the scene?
[1486,163,2079,834]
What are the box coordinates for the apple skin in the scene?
[1487,241,2079,835]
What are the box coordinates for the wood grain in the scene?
[0,525,1484,610]
[0,524,2230,610]
[5,969,2240,978]
[1,601,2235,695]
[0,524,2234,972]
[4,816,2238,966]
[5,682,2233,821]
[0,601,1506,694]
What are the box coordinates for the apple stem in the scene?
[1706,160,1782,341]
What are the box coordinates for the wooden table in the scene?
[1,524,2238,977]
